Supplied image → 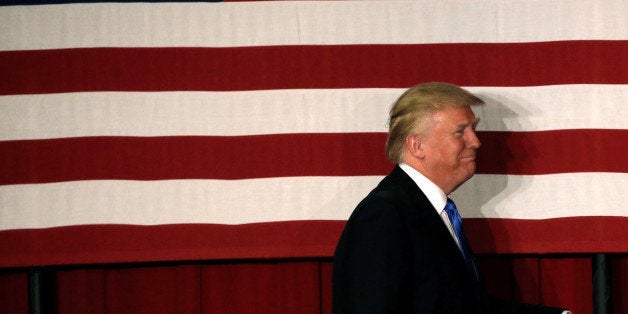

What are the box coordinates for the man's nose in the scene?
[467,129,481,149]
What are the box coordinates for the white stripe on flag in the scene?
[453,173,628,219]
[1,85,626,141]
[1,0,626,51]
[1,172,626,230]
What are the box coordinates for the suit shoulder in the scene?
[348,186,413,223]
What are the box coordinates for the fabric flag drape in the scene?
[1,0,627,267]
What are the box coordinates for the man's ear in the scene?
[405,133,425,158]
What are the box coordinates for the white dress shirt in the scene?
[398,163,460,247]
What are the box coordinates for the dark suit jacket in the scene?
[332,166,564,314]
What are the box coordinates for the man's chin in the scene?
[462,165,477,181]
[462,159,476,171]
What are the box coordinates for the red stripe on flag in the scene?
[1,130,626,185]
[0,216,626,267]
[476,129,628,175]
[465,216,628,254]
[0,133,391,184]
[1,41,626,95]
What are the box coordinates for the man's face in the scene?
[418,106,481,193]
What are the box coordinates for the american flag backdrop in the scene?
[1,0,627,267]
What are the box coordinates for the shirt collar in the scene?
[399,163,448,214]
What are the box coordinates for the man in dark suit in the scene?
[332,82,570,314]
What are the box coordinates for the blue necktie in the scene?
[444,198,479,282]
[444,198,488,311]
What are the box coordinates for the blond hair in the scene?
[385,82,484,163]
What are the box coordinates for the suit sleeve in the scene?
[333,197,412,313]
[489,295,567,314]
